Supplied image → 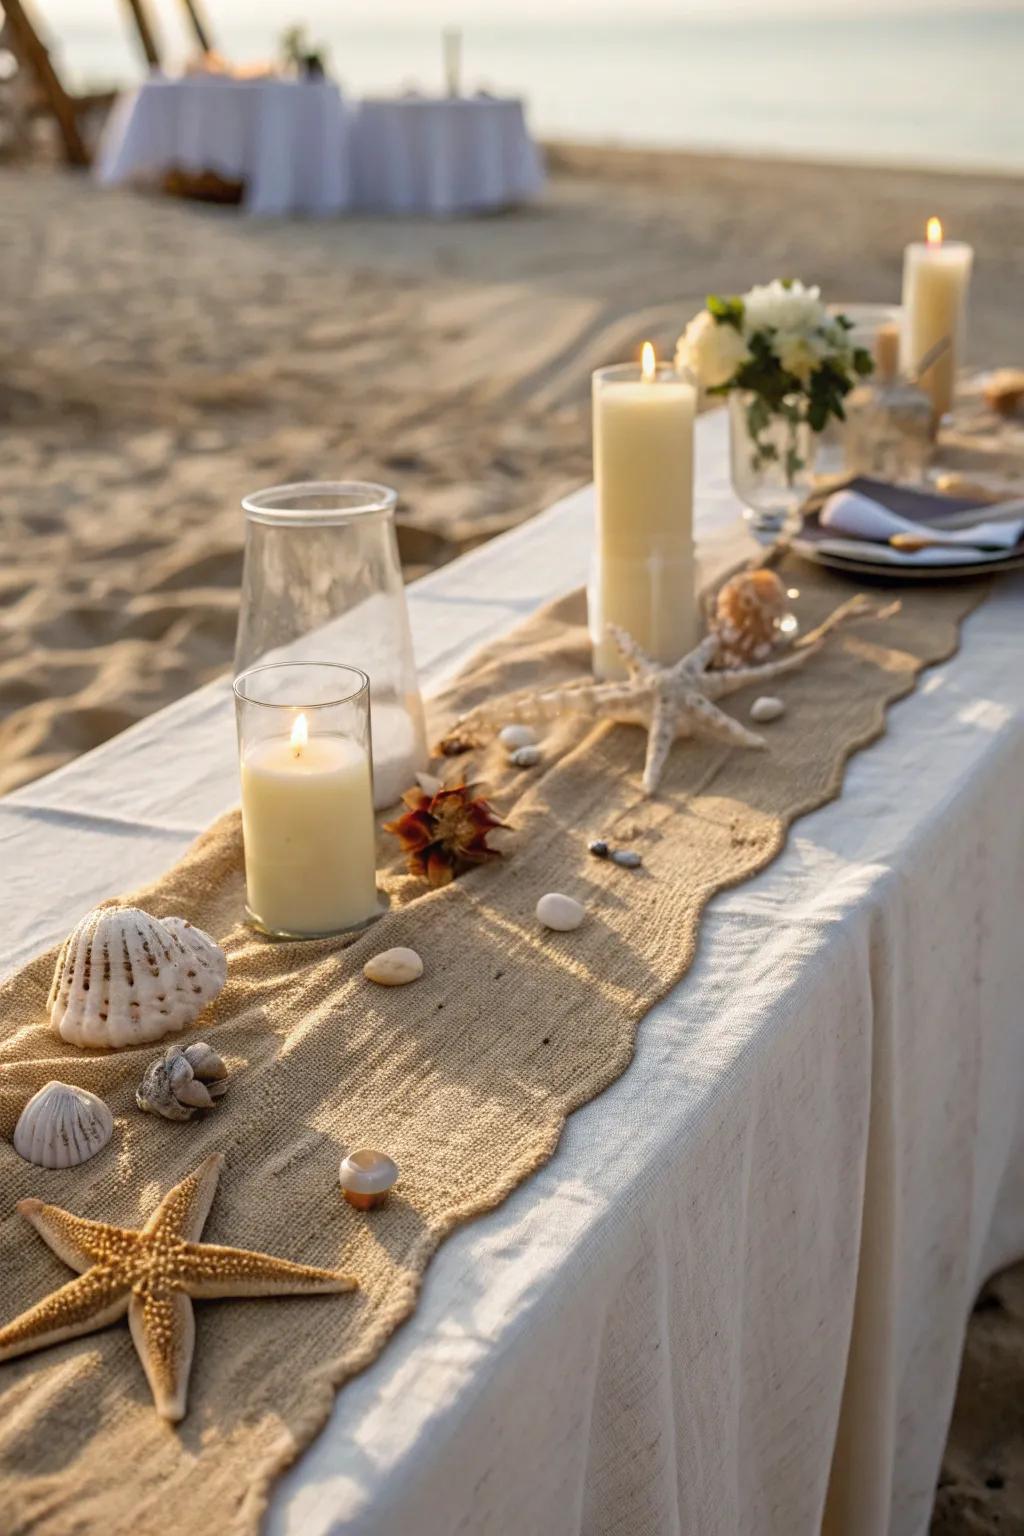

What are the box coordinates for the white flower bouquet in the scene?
[676,280,873,479]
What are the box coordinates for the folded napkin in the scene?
[820,488,1024,559]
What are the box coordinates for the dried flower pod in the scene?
[384,781,507,887]
[711,568,793,668]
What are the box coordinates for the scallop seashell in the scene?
[48,907,227,1050]
[13,1081,114,1168]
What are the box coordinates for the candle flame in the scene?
[926,216,943,247]
[290,712,308,754]
[641,341,657,381]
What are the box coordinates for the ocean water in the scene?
[39,4,1024,172]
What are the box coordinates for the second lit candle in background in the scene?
[590,343,698,680]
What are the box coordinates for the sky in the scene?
[43,0,1024,22]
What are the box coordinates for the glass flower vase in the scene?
[728,391,816,533]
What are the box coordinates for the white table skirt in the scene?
[350,96,544,215]
[95,75,352,217]
[2,410,1022,1535]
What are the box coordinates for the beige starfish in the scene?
[452,623,818,797]
[0,1153,357,1421]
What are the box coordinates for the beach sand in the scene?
[1,143,1023,1525]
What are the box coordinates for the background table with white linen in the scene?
[350,96,545,215]
[95,75,352,216]
[2,410,1022,1535]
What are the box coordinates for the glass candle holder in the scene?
[234,662,382,940]
[591,358,698,680]
[234,482,427,810]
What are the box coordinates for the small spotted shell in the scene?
[48,907,227,1050]
[712,569,791,668]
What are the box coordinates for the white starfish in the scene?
[454,624,818,797]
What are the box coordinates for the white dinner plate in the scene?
[789,534,1024,581]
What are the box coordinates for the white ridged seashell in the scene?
[48,907,227,1050]
[13,1081,114,1168]
[536,893,586,932]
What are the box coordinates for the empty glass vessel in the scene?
[234,482,427,809]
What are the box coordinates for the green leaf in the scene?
[707,294,745,331]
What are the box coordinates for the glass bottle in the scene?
[844,324,934,483]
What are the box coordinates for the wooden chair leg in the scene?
[119,0,162,68]
[179,0,213,54]
[1,0,90,165]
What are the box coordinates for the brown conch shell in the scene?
[711,568,792,668]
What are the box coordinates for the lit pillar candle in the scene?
[901,217,973,420]
[591,344,698,679]
[234,662,382,938]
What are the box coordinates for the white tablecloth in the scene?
[95,75,351,216]
[3,410,1022,1535]
[350,96,544,214]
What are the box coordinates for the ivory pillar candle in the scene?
[234,663,381,938]
[591,346,698,679]
[901,218,973,420]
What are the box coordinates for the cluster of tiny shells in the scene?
[136,1042,229,1121]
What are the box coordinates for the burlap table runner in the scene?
[0,556,986,1536]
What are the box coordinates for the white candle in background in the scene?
[591,344,698,680]
[901,217,974,420]
[240,713,379,936]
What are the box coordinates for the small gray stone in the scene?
[536,893,585,932]
[499,724,538,751]
[610,849,643,869]
[750,695,785,723]
[509,745,542,768]
[363,947,424,986]
[588,839,610,859]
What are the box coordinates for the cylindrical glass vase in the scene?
[234,662,382,939]
[591,360,698,680]
[234,482,427,809]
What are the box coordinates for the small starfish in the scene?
[0,1154,357,1421]
[450,624,817,797]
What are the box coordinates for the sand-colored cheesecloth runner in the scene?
[0,552,986,1536]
